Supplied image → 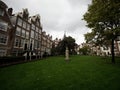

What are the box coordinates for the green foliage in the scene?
[84,32,95,43]
[83,0,120,45]
[57,36,76,55]
[51,42,58,56]
[79,46,91,55]
[83,0,120,63]
[0,56,120,90]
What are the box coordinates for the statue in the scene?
[65,47,69,61]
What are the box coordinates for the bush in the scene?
[0,56,25,65]
[79,46,91,55]
[0,55,43,66]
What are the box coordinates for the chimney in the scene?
[8,8,13,16]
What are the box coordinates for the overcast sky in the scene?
[4,0,92,44]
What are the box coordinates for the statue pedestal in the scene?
[65,47,69,61]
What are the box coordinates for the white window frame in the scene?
[22,29,25,37]
[20,39,24,47]
[14,38,19,47]
[31,30,34,38]
[17,18,22,26]
[23,21,26,29]
[31,24,35,30]
[0,34,7,45]
[26,31,29,39]
[27,23,30,30]
[16,27,21,36]
[35,32,38,39]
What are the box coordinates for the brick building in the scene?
[0,0,13,56]
[0,0,53,58]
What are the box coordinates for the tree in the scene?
[79,46,91,55]
[57,36,76,55]
[84,32,95,43]
[51,42,58,56]
[83,0,120,63]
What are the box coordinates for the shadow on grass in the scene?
[100,56,120,65]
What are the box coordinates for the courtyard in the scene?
[0,55,120,90]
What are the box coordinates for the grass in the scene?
[0,55,120,90]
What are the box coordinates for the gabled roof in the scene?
[14,8,29,19]
[30,14,40,22]
[0,1,13,28]
[0,0,8,9]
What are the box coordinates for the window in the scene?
[15,38,25,48]
[37,42,40,48]
[14,38,19,47]
[31,30,34,38]
[23,21,26,29]
[0,34,7,44]
[20,39,24,47]
[0,8,4,16]
[16,27,21,36]
[35,33,38,39]
[34,40,38,48]
[39,35,41,41]
[17,18,22,26]
[98,47,100,50]
[39,29,42,34]
[31,24,35,30]
[26,31,29,39]
[36,27,39,32]
[0,20,8,31]
[103,46,108,50]
[27,23,30,30]
[24,40,29,50]
[22,29,25,37]
[30,39,34,50]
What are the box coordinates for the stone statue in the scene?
[65,47,69,61]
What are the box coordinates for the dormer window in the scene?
[0,8,4,16]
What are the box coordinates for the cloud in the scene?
[3,0,92,44]
[68,0,91,7]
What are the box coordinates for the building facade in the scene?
[11,9,31,56]
[79,41,120,56]
[53,38,61,47]
[11,9,53,58]
[0,0,13,56]
[0,1,53,58]
[46,34,52,55]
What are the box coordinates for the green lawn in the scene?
[0,55,120,90]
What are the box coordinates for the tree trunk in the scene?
[111,38,115,63]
